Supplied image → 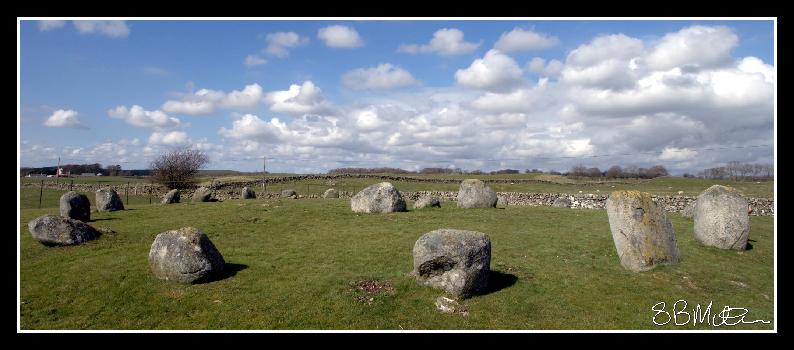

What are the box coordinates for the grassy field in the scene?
[19,188,774,330]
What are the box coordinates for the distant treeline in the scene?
[697,162,773,180]
[328,167,529,175]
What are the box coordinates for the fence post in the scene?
[70,180,73,192]
[148,183,152,205]
[126,182,129,206]
[39,180,43,209]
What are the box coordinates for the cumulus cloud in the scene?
[341,64,418,90]
[162,83,264,115]
[148,130,189,145]
[659,147,698,161]
[645,25,738,71]
[317,25,363,48]
[108,105,182,129]
[72,20,130,38]
[264,32,309,57]
[38,20,66,31]
[43,109,85,129]
[244,54,267,67]
[455,49,525,92]
[527,57,564,77]
[264,81,335,116]
[494,28,559,52]
[398,28,481,55]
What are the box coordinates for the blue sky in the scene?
[19,19,775,174]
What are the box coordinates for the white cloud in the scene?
[148,131,189,146]
[43,109,84,129]
[494,28,559,52]
[72,20,130,38]
[244,54,267,67]
[566,34,644,68]
[264,32,309,58]
[108,105,182,129]
[398,28,481,56]
[264,81,335,116]
[341,64,418,90]
[645,25,738,71]
[38,20,66,31]
[455,49,525,92]
[527,57,564,77]
[659,147,698,161]
[162,83,264,115]
[317,25,363,48]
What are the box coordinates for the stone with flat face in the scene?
[162,189,180,204]
[456,179,497,209]
[60,191,90,222]
[28,214,100,246]
[412,229,491,298]
[351,182,406,213]
[694,185,750,250]
[148,227,225,284]
[96,188,124,212]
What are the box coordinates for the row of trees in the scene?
[699,162,773,180]
[21,163,126,176]
[568,165,670,179]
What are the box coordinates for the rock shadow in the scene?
[195,263,248,284]
[472,270,518,297]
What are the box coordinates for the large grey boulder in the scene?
[241,187,256,199]
[59,191,90,222]
[281,189,297,197]
[693,185,750,250]
[552,197,572,208]
[161,189,180,204]
[606,191,680,272]
[192,187,212,202]
[28,214,100,246]
[414,196,441,209]
[323,188,339,198]
[681,201,696,219]
[413,229,491,298]
[351,182,407,213]
[456,179,497,208]
[148,227,226,284]
[96,188,124,212]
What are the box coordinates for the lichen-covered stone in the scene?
[323,188,339,198]
[606,190,680,272]
[162,189,180,204]
[351,182,406,213]
[456,179,497,209]
[414,196,441,209]
[96,188,124,212]
[59,191,90,222]
[412,229,491,297]
[28,214,100,246]
[192,187,212,202]
[148,227,225,284]
[694,185,750,250]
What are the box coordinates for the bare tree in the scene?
[606,165,623,179]
[150,148,210,189]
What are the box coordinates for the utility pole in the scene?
[262,156,266,192]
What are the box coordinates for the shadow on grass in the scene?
[472,270,518,297]
[90,218,116,222]
[196,263,249,284]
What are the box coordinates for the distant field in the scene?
[21,174,774,198]
[19,193,774,330]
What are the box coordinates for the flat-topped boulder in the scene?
[241,187,256,199]
[414,196,441,209]
[281,189,297,197]
[457,179,497,208]
[28,214,100,246]
[351,182,406,213]
[552,197,572,208]
[60,191,90,222]
[162,189,180,204]
[192,187,212,202]
[694,185,750,250]
[606,190,680,272]
[412,228,491,298]
[96,188,124,212]
[148,227,225,284]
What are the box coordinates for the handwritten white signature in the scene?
[652,300,771,327]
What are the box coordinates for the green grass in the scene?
[19,188,774,330]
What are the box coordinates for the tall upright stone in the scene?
[96,188,124,212]
[456,179,497,208]
[694,185,750,250]
[241,187,256,199]
[161,189,181,204]
[351,182,406,213]
[606,190,680,272]
[59,191,91,222]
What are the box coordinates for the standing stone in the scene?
[59,191,90,222]
[415,196,441,209]
[693,185,750,250]
[323,188,339,198]
[606,191,680,272]
[96,188,124,212]
[351,182,407,213]
[552,196,572,208]
[241,187,256,199]
[192,187,212,202]
[412,229,491,298]
[148,227,226,284]
[681,201,696,219]
[456,179,497,208]
[496,196,507,207]
[161,189,181,204]
[28,214,100,246]
[281,189,297,197]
